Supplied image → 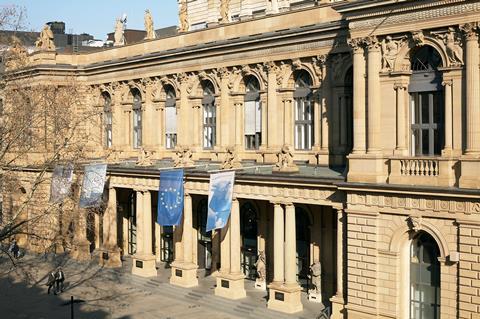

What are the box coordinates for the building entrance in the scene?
[240,202,258,280]
[296,207,311,289]
[196,199,212,270]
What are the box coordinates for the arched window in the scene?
[409,46,444,156]
[202,81,216,149]
[132,89,142,149]
[164,86,177,149]
[294,71,314,150]
[410,232,440,319]
[102,92,112,148]
[244,76,262,150]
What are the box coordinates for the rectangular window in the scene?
[203,103,216,149]
[294,96,313,150]
[133,109,142,149]
[165,105,177,149]
[244,100,262,150]
[410,91,443,156]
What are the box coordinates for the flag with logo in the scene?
[49,164,74,203]
[79,163,107,208]
[157,169,184,226]
[206,171,235,232]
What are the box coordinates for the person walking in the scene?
[46,270,56,294]
[55,267,65,293]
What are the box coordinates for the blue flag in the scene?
[206,171,235,232]
[79,164,107,208]
[157,169,184,226]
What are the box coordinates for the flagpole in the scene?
[206,165,275,174]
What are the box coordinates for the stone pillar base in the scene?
[214,272,246,300]
[267,283,303,314]
[99,246,122,268]
[169,262,198,288]
[70,240,91,261]
[330,295,345,319]
[459,158,480,189]
[132,254,157,277]
[255,279,267,290]
[347,154,387,183]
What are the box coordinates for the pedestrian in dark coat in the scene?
[46,270,56,294]
[55,267,65,293]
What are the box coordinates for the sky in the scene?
[0,0,179,39]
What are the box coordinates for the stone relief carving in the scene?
[144,9,156,40]
[411,30,425,47]
[221,146,242,170]
[273,145,299,173]
[35,25,55,51]
[435,27,463,66]
[179,0,189,32]
[347,37,365,53]
[460,22,479,41]
[137,147,153,166]
[381,35,406,72]
[6,36,28,70]
[407,215,423,232]
[174,146,194,167]
[312,55,327,82]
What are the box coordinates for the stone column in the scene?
[330,209,345,319]
[70,207,91,261]
[268,202,303,313]
[157,105,165,148]
[234,99,243,148]
[339,95,348,148]
[170,193,198,287]
[394,83,407,155]
[178,75,190,146]
[266,62,279,149]
[321,64,330,152]
[191,103,201,148]
[349,38,366,154]
[442,80,453,155]
[464,24,480,155]
[220,221,231,273]
[132,189,157,277]
[260,94,268,149]
[282,95,294,146]
[284,203,297,287]
[100,186,122,268]
[366,37,381,154]
[313,91,321,150]
[215,198,246,299]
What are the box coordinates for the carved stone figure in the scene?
[273,145,299,173]
[308,261,322,295]
[35,25,55,51]
[137,148,153,166]
[220,0,230,23]
[179,0,189,32]
[6,36,28,70]
[407,215,423,232]
[381,36,400,71]
[437,27,463,65]
[411,30,425,47]
[255,251,266,282]
[114,18,125,46]
[144,9,156,40]
[174,146,194,167]
[221,146,242,169]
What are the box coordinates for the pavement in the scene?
[0,253,325,319]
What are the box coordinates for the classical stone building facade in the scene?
[5,0,480,318]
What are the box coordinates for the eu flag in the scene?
[157,169,184,226]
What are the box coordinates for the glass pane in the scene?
[413,129,421,156]
[422,130,429,156]
[421,93,429,124]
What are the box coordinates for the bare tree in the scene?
[0,5,102,262]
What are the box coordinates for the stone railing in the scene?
[389,156,458,187]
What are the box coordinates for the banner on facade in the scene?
[49,164,74,203]
[157,169,184,226]
[206,171,235,232]
[79,163,107,208]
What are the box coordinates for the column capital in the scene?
[365,35,381,51]
[442,79,453,87]
[133,187,150,193]
[394,82,407,90]
[460,22,479,41]
[347,37,366,54]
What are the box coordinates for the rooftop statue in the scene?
[179,0,189,32]
[114,18,125,46]
[35,24,55,51]
[144,9,156,40]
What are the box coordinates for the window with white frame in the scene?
[294,71,313,150]
[132,90,142,149]
[165,87,177,149]
[103,93,112,148]
[244,76,261,150]
[202,81,216,149]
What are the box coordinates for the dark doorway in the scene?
[240,202,258,280]
[296,207,311,290]
[196,199,212,271]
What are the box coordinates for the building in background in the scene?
[3,1,480,318]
